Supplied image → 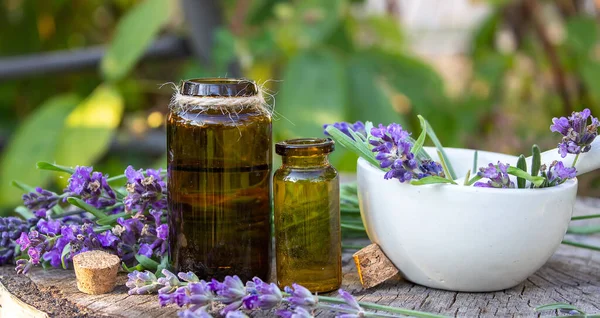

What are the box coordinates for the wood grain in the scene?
[1,197,600,317]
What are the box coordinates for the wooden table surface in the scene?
[1,197,600,318]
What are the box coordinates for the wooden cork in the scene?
[352,243,399,289]
[73,250,120,295]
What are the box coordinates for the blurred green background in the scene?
[1,0,599,214]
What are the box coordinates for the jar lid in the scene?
[275,138,335,156]
[180,78,258,97]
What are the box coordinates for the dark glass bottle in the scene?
[273,138,341,293]
[167,78,272,281]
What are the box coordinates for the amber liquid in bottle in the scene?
[274,138,342,293]
[167,79,272,281]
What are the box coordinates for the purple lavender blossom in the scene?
[177,307,213,318]
[0,217,29,265]
[283,284,317,308]
[15,259,32,275]
[369,123,426,183]
[124,166,167,215]
[243,277,283,310]
[550,108,599,158]
[36,219,61,235]
[22,187,59,218]
[474,162,515,189]
[541,161,577,186]
[417,160,445,179]
[225,311,249,318]
[126,270,161,295]
[66,166,117,208]
[323,121,366,140]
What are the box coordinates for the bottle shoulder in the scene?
[274,165,338,182]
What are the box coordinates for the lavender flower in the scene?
[550,108,599,158]
[243,277,283,310]
[158,268,184,293]
[177,307,213,318]
[474,162,515,188]
[225,311,249,318]
[323,121,366,140]
[0,217,29,265]
[66,166,116,208]
[369,123,432,183]
[126,270,161,295]
[541,161,577,186]
[284,284,317,308]
[22,187,59,218]
[417,159,445,179]
[124,166,167,215]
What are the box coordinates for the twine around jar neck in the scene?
[169,83,272,118]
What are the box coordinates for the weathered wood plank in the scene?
[1,197,600,317]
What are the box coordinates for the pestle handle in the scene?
[525,138,600,176]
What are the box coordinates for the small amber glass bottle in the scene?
[274,138,341,293]
[167,78,271,281]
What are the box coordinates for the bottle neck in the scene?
[281,155,330,168]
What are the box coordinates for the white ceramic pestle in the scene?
[531,138,600,176]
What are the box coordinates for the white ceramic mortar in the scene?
[356,141,600,292]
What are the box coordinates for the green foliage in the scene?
[0,95,80,206]
[101,0,172,81]
[516,155,527,189]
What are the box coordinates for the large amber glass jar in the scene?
[274,138,341,293]
[167,78,272,281]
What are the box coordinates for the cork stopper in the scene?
[73,250,121,295]
[353,243,399,289]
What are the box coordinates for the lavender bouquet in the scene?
[5,164,169,275]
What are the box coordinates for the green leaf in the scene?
[155,255,171,277]
[463,170,471,186]
[411,116,427,154]
[472,151,478,176]
[96,211,129,226]
[36,162,75,174]
[466,175,482,186]
[11,181,35,193]
[135,254,160,271]
[411,176,457,186]
[54,85,124,187]
[341,223,366,231]
[325,126,379,168]
[418,115,457,179]
[276,50,347,140]
[14,206,34,220]
[567,225,600,235]
[66,197,108,220]
[101,0,171,81]
[0,95,80,206]
[507,167,544,187]
[516,155,527,189]
[61,243,71,269]
[437,150,454,182]
[535,302,585,313]
[531,145,541,177]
